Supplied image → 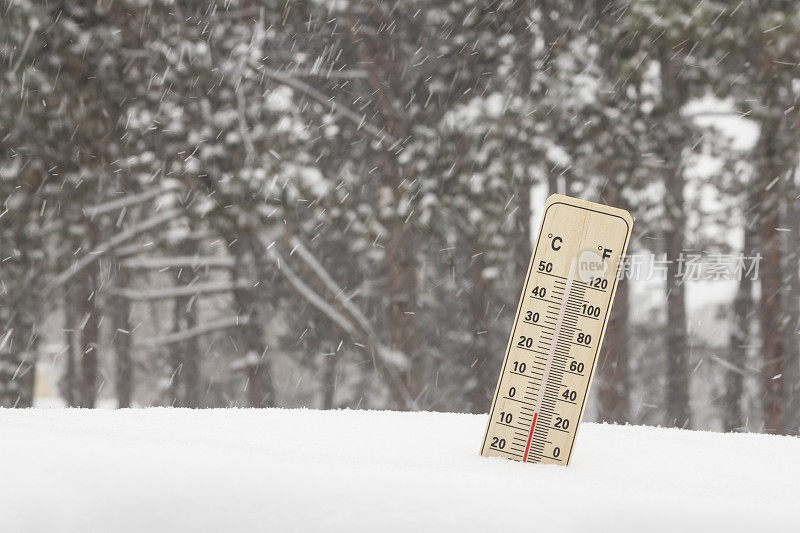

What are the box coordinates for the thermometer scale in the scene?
[480,194,633,465]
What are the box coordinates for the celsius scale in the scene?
[480,194,633,465]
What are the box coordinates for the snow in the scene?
[683,94,760,151]
[1,409,797,532]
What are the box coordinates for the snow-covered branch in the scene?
[113,230,215,258]
[10,20,38,76]
[120,256,234,270]
[108,280,252,301]
[261,236,416,410]
[83,185,179,218]
[136,316,250,348]
[288,68,368,80]
[45,208,185,292]
[265,245,362,341]
[262,67,399,149]
[288,237,392,359]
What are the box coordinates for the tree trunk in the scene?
[760,206,785,433]
[231,238,273,407]
[724,215,755,432]
[467,248,493,413]
[384,185,420,403]
[659,48,691,429]
[0,324,36,408]
[181,300,200,408]
[597,277,630,423]
[61,285,78,407]
[664,175,690,428]
[344,11,419,408]
[168,245,200,408]
[79,258,102,408]
[784,175,800,435]
[322,343,338,410]
[756,125,786,434]
[515,184,532,283]
[595,183,631,423]
[112,260,133,408]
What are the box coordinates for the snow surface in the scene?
[1,409,797,532]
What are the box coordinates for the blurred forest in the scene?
[2,0,800,436]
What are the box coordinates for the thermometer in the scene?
[480,194,633,465]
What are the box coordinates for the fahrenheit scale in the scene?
[480,194,632,465]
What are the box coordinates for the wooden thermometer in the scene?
[480,194,633,465]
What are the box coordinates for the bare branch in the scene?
[288,67,368,80]
[108,280,252,301]
[113,230,214,258]
[136,316,250,348]
[45,207,185,293]
[261,236,417,410]
[120,256,234,270]
[289,237,377,343]
[11,20,38,76]
[683,111,749,119]
[83,185,179,218]
[265,246,363,341]
[262,67,399,148]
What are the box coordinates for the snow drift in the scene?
[1,408,796,532]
